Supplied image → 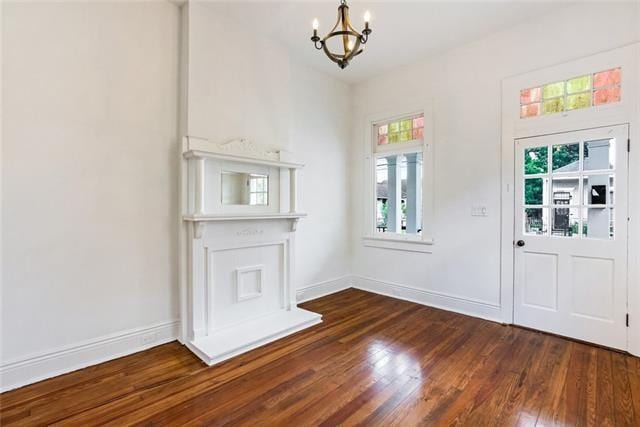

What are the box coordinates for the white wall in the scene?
[351,2,640,319]
[1,1,180,364]
[187,2,352,290]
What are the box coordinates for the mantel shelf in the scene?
[183,213,307,222]
[184,213,307,236]
[183,149,304,170]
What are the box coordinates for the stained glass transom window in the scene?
[376,113,424,146]
[520,67,621,119]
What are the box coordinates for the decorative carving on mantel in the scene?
[217,138,280,161]
[237,227,264,237]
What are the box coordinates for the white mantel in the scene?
[179,137,321,365]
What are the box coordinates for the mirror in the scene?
[221,172,269,206]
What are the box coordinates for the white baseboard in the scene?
[1,276,503,393]
[0,320,179,393]
[296,275,353,303]
[352,275,504,324]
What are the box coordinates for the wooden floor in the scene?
[2,289,639,426]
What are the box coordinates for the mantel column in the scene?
[195,157,206,215]
[290,168,298,213]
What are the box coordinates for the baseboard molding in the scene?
[1,276,503,393]
[296,275,353,303]
[0,320,179,393]
[352,275,504,324]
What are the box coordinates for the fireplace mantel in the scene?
[179,136,321,366]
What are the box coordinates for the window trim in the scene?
[362,105,435,251]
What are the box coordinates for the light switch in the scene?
[471,206,488,217]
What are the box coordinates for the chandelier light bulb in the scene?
[312,18,319,30]
[347,40,354,51]
[364,10,371,23]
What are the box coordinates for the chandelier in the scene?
[310,0,372,69]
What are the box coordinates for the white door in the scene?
[514,125,628,350]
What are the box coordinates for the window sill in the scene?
[362,235,434,253]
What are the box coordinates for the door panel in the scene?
[514,125,628,350]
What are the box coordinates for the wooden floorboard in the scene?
[1,288,639,426]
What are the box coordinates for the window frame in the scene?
[362,106,434,252]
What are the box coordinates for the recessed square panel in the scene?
[236,265,264,301]
[571,256,614,320]
[523,252,558,310]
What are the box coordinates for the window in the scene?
[249,174,268,205]
[520,67,621,118]
[372,113,424,236]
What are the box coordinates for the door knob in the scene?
[516,240,525,247]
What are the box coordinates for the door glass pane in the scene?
[552,176,579,206]
[551,207,579,238]
[583,175,614,205]
[525,178,547,205]
[524,208,548,236]
[584,138,614,170]
[552,143,580,172]
[582,208,613,239]
[524,146,548,174]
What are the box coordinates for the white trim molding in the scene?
[501,43,640,355]
[0,320,180,393]
[296,275,354,303]
[352,276,503,323]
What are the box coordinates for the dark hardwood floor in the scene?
[1,288,639,426]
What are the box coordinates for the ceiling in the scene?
[206,1,562,84]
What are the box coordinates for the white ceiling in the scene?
[206,1,562,84]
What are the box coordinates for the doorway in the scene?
[513,124,629,350]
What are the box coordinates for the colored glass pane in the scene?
[566,75,591,94]
[520,87,541,104]
[542,97,564,114]
[378,124,388,135]
[593,68,621,88]
[593,86,621,105]
[389,133,400,143]
[543,82,564,99]
[399,130,412,142]
[520,103,540,118]
[566,92,592,110]
[388,122,399,133]
[400,120,412,131]
[412,127,424,140]
[378,134,388,145]
[412,116,424,129]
